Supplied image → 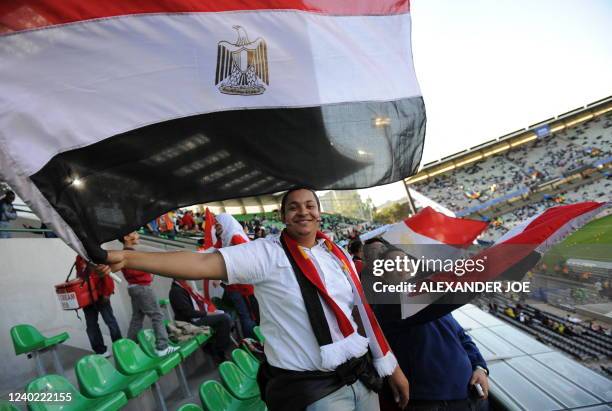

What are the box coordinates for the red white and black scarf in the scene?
[282,230,397,377]
[176,279,209,312]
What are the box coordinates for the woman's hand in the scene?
[105,250,127,272]
[388,365,409,409]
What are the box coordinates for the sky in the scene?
[357,0,612,207]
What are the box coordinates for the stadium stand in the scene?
[169,208,375,244]
[412,112,610,213]
[476,295,612,363]
[407,98,611,242]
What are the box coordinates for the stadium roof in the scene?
[405,96,612,185]
[454,304,612,410]
[199,193,283,214]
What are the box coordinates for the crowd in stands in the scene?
[476,176,611,242]
[143,208,378,245]
[480,295,612,365]
[532,261,612,291]
[413,113,611,237]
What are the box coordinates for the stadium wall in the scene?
[0,238,173,393]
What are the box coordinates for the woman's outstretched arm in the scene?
[103,249,228,281]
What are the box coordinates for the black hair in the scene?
[363,237,391,247]
[348,239,363,255]
[2,190,15,203]
[280,187,321,217]
[118,231,135,243]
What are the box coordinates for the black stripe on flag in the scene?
[401,251,542,325]
[31,97,425,261]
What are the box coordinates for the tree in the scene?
[374,202,411,224]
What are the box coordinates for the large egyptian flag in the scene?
[0,0,425,261]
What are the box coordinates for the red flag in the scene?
[200,208,218,251]
[382,206,488,261]
[199,208,219,312]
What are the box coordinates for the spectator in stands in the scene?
[195,211,204,228]
[104,188,409,411]
[76,255,122,357]
[488,301,498,315]
[557,323,565,335]
[145,218,159,236]
[348,239,365,275]
[0,190,17,238]
[253,224,266,239]
[169,279,233,364]
[366,246,489,411]
[157,212,175,240]
[180,210,196,231]
[239,220,249,235]
[121,232,179,356]
[216,213,260,339]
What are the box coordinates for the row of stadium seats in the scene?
[7,320,267,411]
[486,295,612,361]
[9,322,212,410]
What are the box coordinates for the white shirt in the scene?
[219,236,362,371]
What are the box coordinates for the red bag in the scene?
[55,278,97,310]
[54,257,103,311]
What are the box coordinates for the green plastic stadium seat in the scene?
[239,338,262,363]
[0,400,20,411]
[218,361,259,400]
[26,374,127,411]
[10,324,69,356]
[113,339,181,377]
[158,299,170,307]
[137,329,198,360]
[231,349,260,379]
[176,404,203,411]
[253,326,265,344]
[76,354,158,399]
[199,380,266,411]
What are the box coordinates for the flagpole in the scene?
[403,179,417,216]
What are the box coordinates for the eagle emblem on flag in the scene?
[215,26,269,95]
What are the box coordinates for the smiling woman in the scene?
[104,188,409,411]
[280,188,322,246]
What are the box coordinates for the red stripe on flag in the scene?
[404,207,488,245]
[0,0,409,35]
[516,201,603,240]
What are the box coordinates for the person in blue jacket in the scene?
[364,241,489,411]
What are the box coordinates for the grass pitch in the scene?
[542,214,612,264]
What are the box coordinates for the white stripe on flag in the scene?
[1,11,419,176]
[383,221,467,261]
